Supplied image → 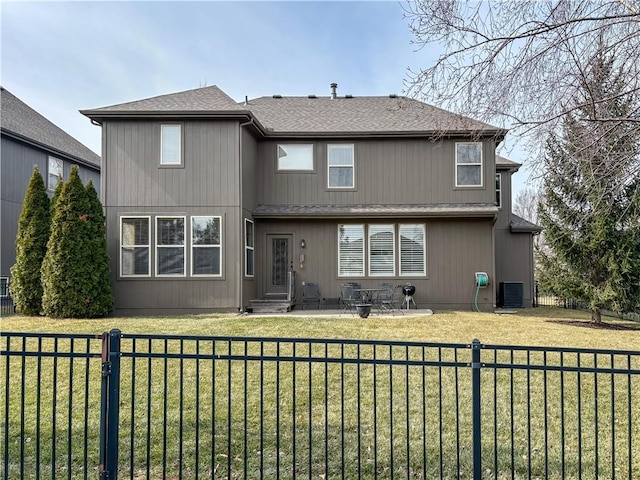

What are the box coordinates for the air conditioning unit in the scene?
[498,282,524,308]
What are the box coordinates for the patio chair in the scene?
[302,282,321,310]
[340,283,361,315]
[378,283,403,314]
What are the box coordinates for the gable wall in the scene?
[257,138,497,206]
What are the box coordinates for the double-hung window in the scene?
[120,217,150,276]
[495,174,502,208]
[455,142,483,187]
[48,157,63,191]
[245,219,254,277]
[328,144,354,188]
[399,224,426,276]
[0,277,8,298]
[161,125,182,166]
[156,217,185,276]
[368,224,395,276]
[338,224,364,276]
[191,216,221,276]
[277,144,314,171]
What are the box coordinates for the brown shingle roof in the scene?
[510,214,542,233]
[245,95,502,135]
[253,203,499,219]
[496,155,521,169]
[1,87,100,167]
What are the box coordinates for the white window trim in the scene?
[338,224,365,277]
[48,156,63,191]
[495,173,502,208]
[120,216,151,278]
[245,218,254,278]
[368,224,396,277]
[327,144,355,189]
[0,277,8,298]
[190,216,222,277]
[156,216,186,277]
[399,224,426,277]
[276,144,314,171]
[161,124,182,166]
[455,142,483,188]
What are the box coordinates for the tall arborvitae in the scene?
[41,166,112,317]
[82,180,113,317]
[9,166,50,315]
[537,49,640,323]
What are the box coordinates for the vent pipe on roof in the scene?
[330,83,338,99]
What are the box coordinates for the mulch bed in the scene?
[547,319,640,331]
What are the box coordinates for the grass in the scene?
[1,308,639,479]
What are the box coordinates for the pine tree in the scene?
[9,166,50,315]
[537,50,640,323]
[42,166,112,318]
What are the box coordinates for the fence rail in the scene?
[2,331,639,479]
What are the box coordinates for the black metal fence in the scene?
[2,331,639,479]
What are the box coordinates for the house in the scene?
[81,83,539,315]
[1,87,101,299]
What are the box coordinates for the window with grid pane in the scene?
[157,217,185,276]
[338,224,364,277]
[455,142,483,187]
[328,144,354,188]
[369,224,395,276]
[121,217,150,276]
[191,216,221,276]
[399,224,426,276]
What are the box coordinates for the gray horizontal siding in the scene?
[257,139,497,206]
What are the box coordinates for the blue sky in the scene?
[2,1,530,194]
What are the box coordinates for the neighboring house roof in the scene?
[81,85,507,139]
[510,214,542,233]
[1,87,100,168]
[496,155,521,171]
[253,203,499,219]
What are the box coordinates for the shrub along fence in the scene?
[1,331,639,480]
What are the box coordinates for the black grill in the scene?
[402,284,416,296]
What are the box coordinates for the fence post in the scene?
[471,339,482,480]
[99,329,121,480]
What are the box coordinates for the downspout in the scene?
[237,116,254,313]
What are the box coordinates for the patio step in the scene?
[248,299,293,314]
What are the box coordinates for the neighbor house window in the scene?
[495,174,502,208]
[277,144,314,171]
[328,144,354,188]
[368,224,395,276]
[455,142,483,187]
[191,216,221,276]
[48,157,63,191]
[120,217,150,277]
[156,217,185,276]
[399,224,426,276]
[245,219,254,277]
[0,277,8,297]
[161,125,182,166]
[338,224,364,276]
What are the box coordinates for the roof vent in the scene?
[308,94,317,99]
[272,94,282,99]
[330,82,338,100]
[345,94,353,99]
[389,94,398,98]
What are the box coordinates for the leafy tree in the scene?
[42,166,112,318]
[9,166,50,315]
[537,50,640,323]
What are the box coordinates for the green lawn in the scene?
[2,308,639,479]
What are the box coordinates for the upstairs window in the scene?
[48,157,63,191]
[328,144,354,188]
[245,219,254,277]
[191,216,222,276]
[455,142,483,187]
[120,217,150,277]
[368,224,395,276]
[277,144,314,171]
[495,174,502,208]
[156,217,185,276]
[338,224,364,276]
[161,125,182,166]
